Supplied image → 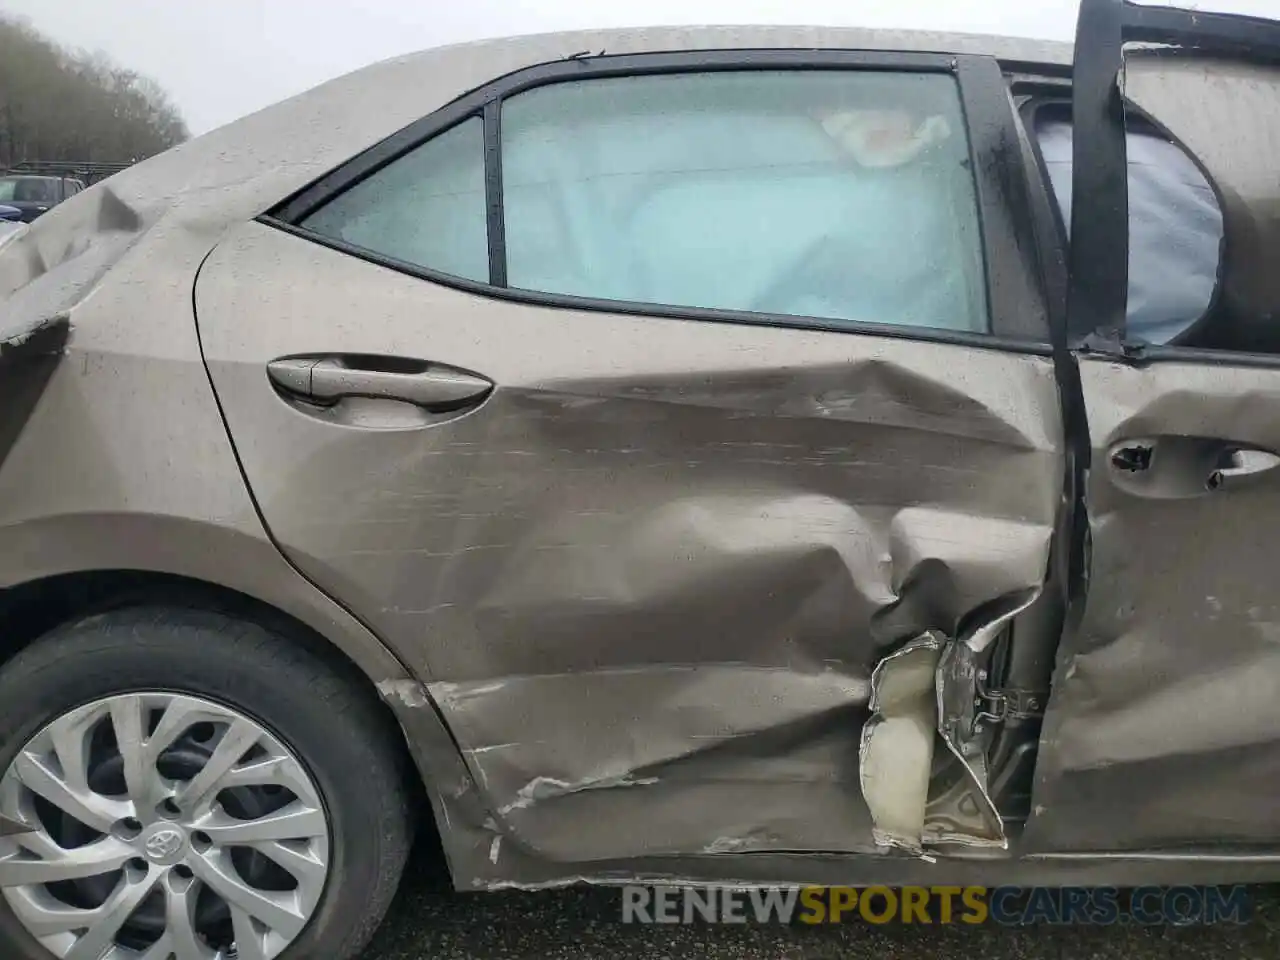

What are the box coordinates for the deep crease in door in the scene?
[195,222,1066,870]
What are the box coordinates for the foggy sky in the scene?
[2,0,1276,134]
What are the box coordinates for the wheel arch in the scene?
[0,568,418,773]
[0,568,383,688]
[0,563,490,885]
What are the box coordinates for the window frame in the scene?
[1017,92,1229,349]
[266,49,1053,352]
[1058,0,1280,369]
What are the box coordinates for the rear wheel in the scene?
[0,607,411,960]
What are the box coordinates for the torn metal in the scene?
[0,25,1070,891]
[859,633,943,856]
[859,594,1041,859]
[0,22,1075,889]
[7,9,1280,891]
[196,154,1065,873]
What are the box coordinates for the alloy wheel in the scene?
[0,692,330,960]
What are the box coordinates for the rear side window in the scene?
[301,116,488,283]
[1033,108,1224,345]
[299,69,992,335]
[500,71,988,333]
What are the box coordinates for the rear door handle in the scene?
[269,356,493,410]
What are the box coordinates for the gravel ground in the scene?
[361,842,1280,960]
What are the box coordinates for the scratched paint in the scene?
[193,216,1065,868]
[0,23,1115,890]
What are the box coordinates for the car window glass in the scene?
[0,178,56,202]
[500,71,989,333]
[1035,114,1224,345]
[12,178,56,202]
[301,116,488,284]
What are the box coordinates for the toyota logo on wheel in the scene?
[145,828,185,860]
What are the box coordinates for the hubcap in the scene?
[141,825,188,865]
[0,693,331,960]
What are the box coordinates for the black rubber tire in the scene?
[0,606,412,960]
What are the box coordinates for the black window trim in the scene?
[264,47,1055,355]
[1018,92,1229,349]
[1067,0,1280,369]
[481,101,506,288]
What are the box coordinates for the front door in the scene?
[196,51,1066,865]
[1027,0,1280,853]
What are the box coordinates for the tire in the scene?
[0,606,412,960]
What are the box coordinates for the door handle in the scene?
[1208,448,1280,490]
[1108,436,1280,498]
[268,356,493,411]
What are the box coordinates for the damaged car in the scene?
[2,0,1280,957]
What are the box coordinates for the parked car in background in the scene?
[2,1,1280,959]
[0,174,85,222]
[0,205,24,247]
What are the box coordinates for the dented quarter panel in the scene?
[0,30,540,885]
[195,220,1064,865]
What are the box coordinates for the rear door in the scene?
[1026,0,1280,853]
[196,49,1067,865]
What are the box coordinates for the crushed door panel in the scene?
[196,222,1064,864]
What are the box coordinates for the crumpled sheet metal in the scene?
[0,25,1069,884]
[0,312,71,481]
[930,625,1026,849]
[0,184,139,475]
[1027,359,1280,852]
[194,218,1066,871]
[860,617,1024,860]
[859,634,943,856]
[434,667,877,862]
[380,373,1059,865]
[429,509,1050,865]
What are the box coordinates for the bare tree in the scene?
[0,14,189,168]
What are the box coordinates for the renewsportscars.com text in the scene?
[620,885,1252,926]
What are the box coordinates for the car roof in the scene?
[68,25,1074,214]
[413,26,1073,69]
